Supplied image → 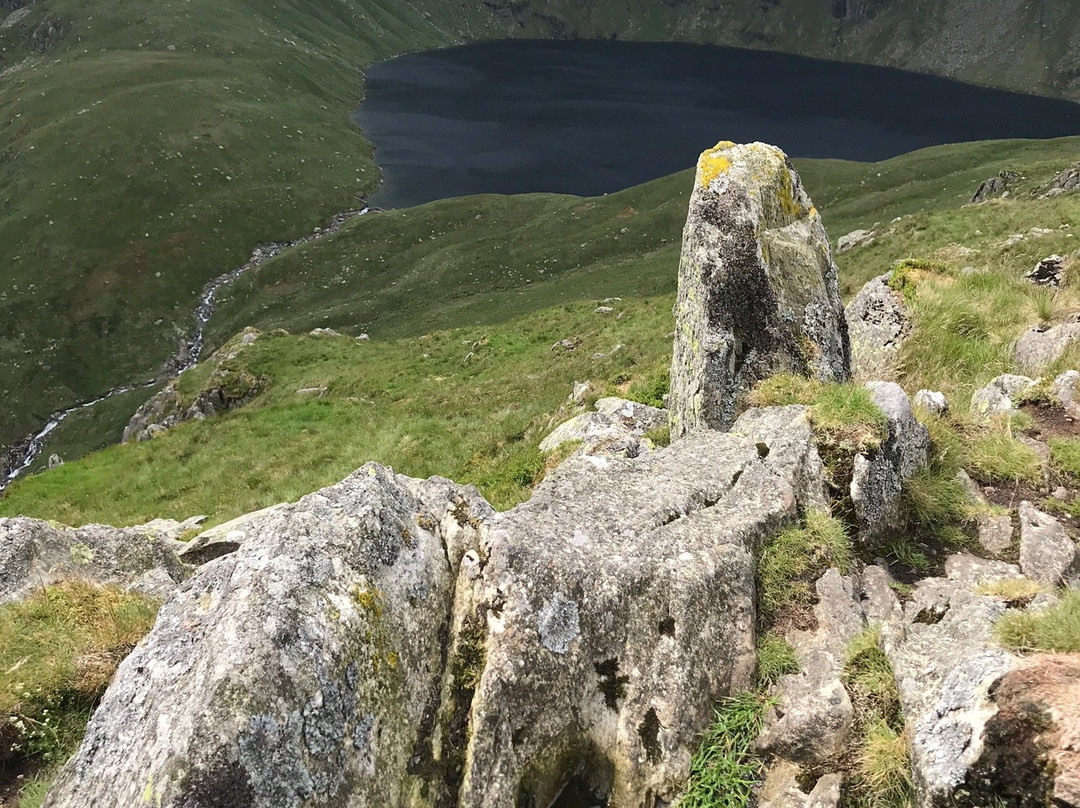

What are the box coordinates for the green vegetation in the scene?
[887,259,950,304]
[675,692,770,808]
[975,578,1045,605]
[756,510,853,630]
[997,589,1080,653]
[843,627,912,808]
[1049,438,1080,480]
[0,582,158,791]
[756,633,799,687]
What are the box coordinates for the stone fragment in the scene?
[850,382,929,541]
[913,389,948,415]
[1014,323,1080,374]
[1018,501,1080,587]
[976,513,1014,554]
[47,453,63,469]
[845,272,910,381]
[669,141,850,435]
[969,373,1036,419]
[731,405,829,510]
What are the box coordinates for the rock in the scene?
[0,517,187,605]
[1027,254,1066,286]
[1052,370,1080,418]
[47,453,63,469]
[970,174,1008,204]
[1018,501,1080,587]
[356,333,370,341]
[594,305,614,314]
[570,381,591,403]
[758,761,842,808]
[539,397,666,460]
[850,382,930,542]
[757,569,863,766]
[44,465,491,808]
[976,513,1014,554]
[124,329,265,442]
[913,389,948,416]
[552,337,582,352]
[969,373,1037,419]
[177,503,289,565]
[669,141,850,436]
[1018,435,1052,489]
[942,552,1023,588]
[456,427,804,808]
[307,327,341,337]
[837,228,874,253]
[295,386,328,398]
[1014,322,1080,374]
[731,405,829,510]
[845,272,911,381]
[1041,163,1080,197]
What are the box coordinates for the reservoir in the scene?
[355,39,1080,209]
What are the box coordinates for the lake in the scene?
[354,39,1080,209]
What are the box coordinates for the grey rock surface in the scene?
[1018,500,1080,586]
[836,228,874,253]
[44,465,489,808]
[913,389,948,415]
[758,761,842,808]
[1027,254,1065,286]
[1042,163,1080,197]
[0,517,187,604]
[539,396,666,460]
[669,141,850,435]
[456,426,811,808]
[850,382,930,542]
[845,272,910,381]
[976,513,1014,554]
[969,373,1036,419]
[970,173,1008,204]
[1014,322,1080,374]
[731,405,829,510]
[1052,369,1080,418]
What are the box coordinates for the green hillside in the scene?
[5,136,1080,528]
[3,0,1080,451]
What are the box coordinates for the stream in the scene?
[0,207,371,493]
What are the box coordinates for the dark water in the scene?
[354,39,1080,209]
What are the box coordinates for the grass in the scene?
[675,691,770,808]
[756,633,800,687]
[842,626,912,808]
[756,510,853,631]
[0,582,158,775]
[1049,438,1080,480]
[887,258,950,304]
[975,578,1045,604]
[997,589,1080,653]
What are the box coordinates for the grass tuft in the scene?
[1048,438,1080,480]
[756,510,852,631]
[676,692,770,808]
[996,589,1080,653]
[756,632,800,687]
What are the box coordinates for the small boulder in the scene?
[913,389,948,416]
[845,272,911,381]
[307,327,341,337]
[569,380,591,404]
[837,228,875,253]
[669,141,850,435]
[539,397,666,460]
[1027,254,1066,286]
[1052,370,1080,418]
[976,513,1015,555]
[850,382,930,541]
[1018,501,1080,587]
[1014,323,1080,374]
[47,453,64,469]
[970,373,1037,419]
[970,174,1006,204]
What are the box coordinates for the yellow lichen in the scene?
[698,143,735,188]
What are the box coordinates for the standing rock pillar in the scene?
[669,141,851,436]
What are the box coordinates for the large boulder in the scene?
[669,141,850,436]
[0,517,187,604]
[850,382,930,542]
[845,272,911,381]
[44,465,493,808]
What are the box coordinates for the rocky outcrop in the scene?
[850,382,930,542]
[539,397,666,460]
[837,228,874,253]
[123,328,265,442]
[44,405,829,808]
[1027,254,1066,286]
[970,171,1016,204]
[1042,163,1080,198]
[0,517,187,605]
[669,141,850,436]
[1014,322,1080,374]
[845,272,911,381]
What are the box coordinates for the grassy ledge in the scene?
[997,590,1080,654]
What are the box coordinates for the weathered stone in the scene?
[845,273,910,381]
[46,453,63,469]
[1041,163,1080,197]
[1018,501,1080,587]
[1027,254,1066,286]
[43,465,487,808]
[758,569,862,766]
[456,428,806,808]
[850,382,930,542]
[1052,369,1080,418]
[970,373,1036,419]
[970,174,1008,204]
[731,405,829,510]
[178,503,288,565]
[758,761,842,808]
[0,517,187,605]
[539,397,666,460]
[1014,322,1080,374]
[570,381,591,404]
[669,141,850,435]
[837,228,874,253]
[976,513,1014,554]
[913,389,948,415]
